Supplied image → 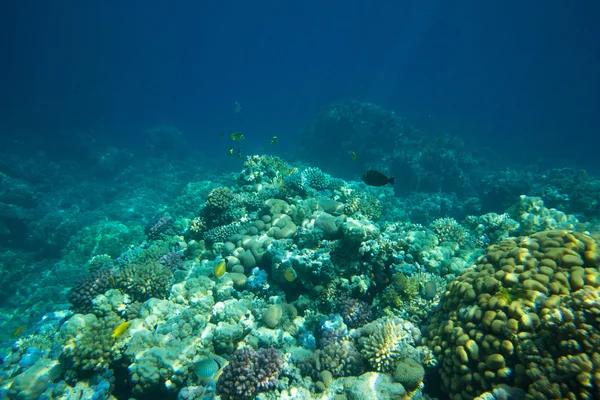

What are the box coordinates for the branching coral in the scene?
[113,261,172,302]
[356,317,417,372]
[68,268,115,314]
[144,216,174,240]
[60,313,125,372]
[430,217,467,244]
[216,347,285,400]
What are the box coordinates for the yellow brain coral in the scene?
[423,230,600,400]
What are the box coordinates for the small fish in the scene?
[350,151,357,160]
[237,149,242,159]
[361,169,395,187]
[111,321,131,339]
[234,101,241,114]
[194,356,228,385]
[227,146,234,156]
[270,136,278,144]
[420,281,437,300]
[11,325,25,338]
[230,132,244,141]
[220,132,225,139]
[214,260,226,278]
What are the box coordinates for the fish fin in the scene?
[388,177,396,184]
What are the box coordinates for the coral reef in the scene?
[3,101,600,400]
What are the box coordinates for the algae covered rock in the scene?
[7,359,61,400]
[315,212,344,239]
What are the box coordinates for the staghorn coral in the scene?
[216,347,285,400]
[424,229,600,399]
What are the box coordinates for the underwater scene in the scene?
[1,2,600,400]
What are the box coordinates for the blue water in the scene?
[0,1,599,399]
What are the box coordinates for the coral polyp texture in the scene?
[424,229,600,400]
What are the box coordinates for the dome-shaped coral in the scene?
[424,229,600,399]
[206,187,234,211]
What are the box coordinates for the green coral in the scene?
[381,273,420,308]
[393,358,425,390]
[60,312,125,372]
[430,217,467,244]
[206,187,234,210]
[114,260,173,302]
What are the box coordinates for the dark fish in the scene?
[361,170,395,187]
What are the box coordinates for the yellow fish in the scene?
[283,267,297,282]
[11,325,25,338]
[227,146,234,156]
[230,132,244,141]
[270,136,278,144]
[350,151,357,160]
[214,260,226,278]
[111,321,131,339]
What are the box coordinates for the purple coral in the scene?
[68,268,114,314]
[216,347,284,400]
[338,296,372,328]
[144,216,174,240]
[159,251,185,271]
